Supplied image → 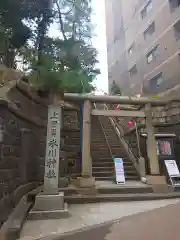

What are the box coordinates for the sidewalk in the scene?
[57,201,180,240]
[20,199,180,239]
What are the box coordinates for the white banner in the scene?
[165,160,180,177]
[113,158,125,184]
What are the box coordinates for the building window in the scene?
[146,45,159,64]
[174,20,180,40]
[128,43,135,56]
[169,0,180,10]
[149,73,163,91]
[129,64,137,77]
[141,0,153,19]
[143,21,155,40]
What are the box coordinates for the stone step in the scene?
[91,137,106,140]
[91,150,109,153]
[91,136,103,139]
[109,148,127,153]
[103,130,116,133]
[94,176,139,181]
[92,155,112,160]
[92,165,135,172]
[92,171,113,177]
[106,140,121,143]
[91,138,106,141]
[92,162,133,168]
[92,153,111,157]
[92,162,132,167]
[107,139,121,143]
[92,162,113,168]
[97,186,153,195]
[91,145,108,149]
[107,144,125,148]
[91,144,107,147]
[93,170,137,178]
[64,192,180,204]
[92,166,114,171]
[92,157,130,162]
[28,184,152,197]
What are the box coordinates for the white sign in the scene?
[165,160,180,177]
[44,106,61,194]
[113,158,125,184]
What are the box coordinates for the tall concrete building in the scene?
[105,0,180,96]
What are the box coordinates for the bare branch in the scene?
[54,0,67,40]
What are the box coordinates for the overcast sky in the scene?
[92,0,108,93]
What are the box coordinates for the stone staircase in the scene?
[91,115,139,181]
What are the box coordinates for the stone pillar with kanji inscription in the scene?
[28,91,69,220]
[43,105,61,194]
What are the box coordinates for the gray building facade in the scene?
[105,0,180,96]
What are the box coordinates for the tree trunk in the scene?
[3,48,15,68]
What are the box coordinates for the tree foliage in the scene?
[0,0,99,93]
[110,80,122,96]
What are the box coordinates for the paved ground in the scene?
[56,201,180,240]
[20,199,180,240]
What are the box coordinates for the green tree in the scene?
[23,0,100,93]
[0,0,52,67]
[110,80,122,96]
[0,0,99,93]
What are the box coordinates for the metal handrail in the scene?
[113,117,140,159]
[93,103,113,159]
[107,104,141,158]
[104,104,140,175]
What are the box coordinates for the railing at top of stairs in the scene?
[93,103,113,160]
[103,104,141,177]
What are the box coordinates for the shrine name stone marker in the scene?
[28,103,69,220]
[44,105,61,194]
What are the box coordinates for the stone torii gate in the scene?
[64,93,169,188]
[30,93,169,220]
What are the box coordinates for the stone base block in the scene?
[70,177,95,188]
[147,175,167,185]
[78,188,97,195]
[28,203,69,220]
[70,178,80,187]
[78,177,96,188]
[28,192,70,220]
[147,175,173,193]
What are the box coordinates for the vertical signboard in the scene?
[164,160,180,186]
[165,160,180,176]
[113,158,125,184]
[44,106,61,194]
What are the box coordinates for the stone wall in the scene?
[0,100,44,225]
[5,83,81,181]
[7,83,47,123]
